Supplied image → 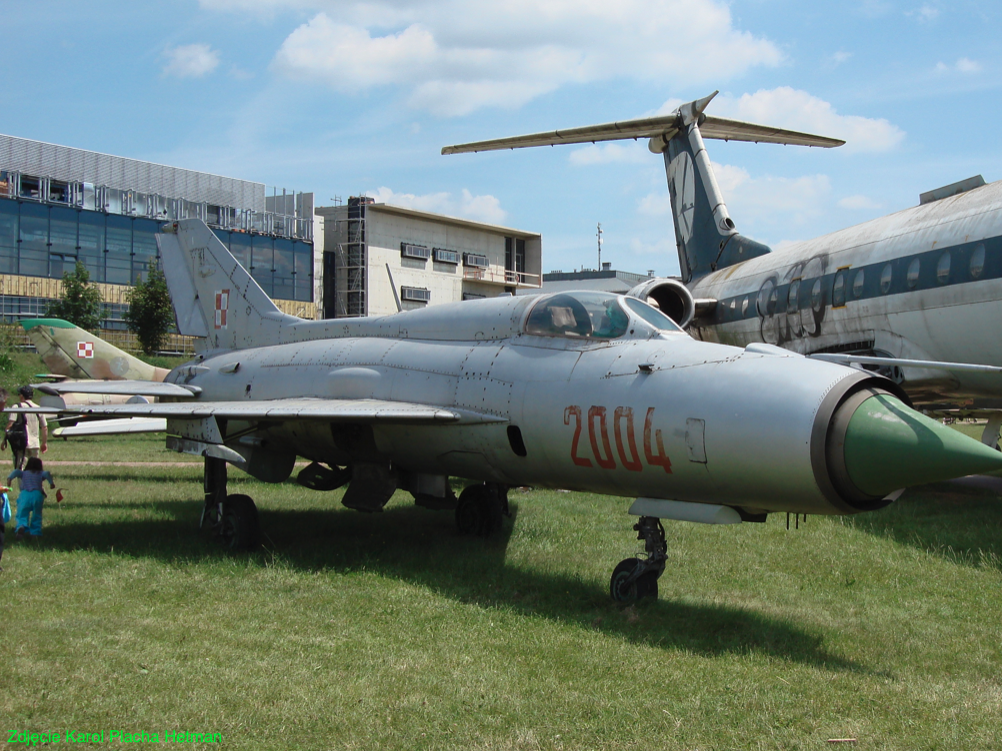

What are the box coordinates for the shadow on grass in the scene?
[847,480,1002,570]
[34,495,861,672]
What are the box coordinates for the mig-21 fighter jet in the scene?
[17,219,1002,601]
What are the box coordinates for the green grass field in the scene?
[3,434,1002,749]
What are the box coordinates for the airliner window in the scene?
[811,279,823,312]
[787,280,800,311]
[623,296,683,332]
[936,252,951,284]
[852,269,865,298]
[907,258,920,288]
[832,271,847,307]
[880,264,893,294]
[525,292,629,339]
[970,244,986,279]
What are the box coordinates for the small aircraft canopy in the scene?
[525,292,683,339]
[621,296,684,333]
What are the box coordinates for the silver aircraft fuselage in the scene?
[688,180,1002,404]
[167,291,907,518]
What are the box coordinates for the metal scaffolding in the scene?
[334,197,371,317]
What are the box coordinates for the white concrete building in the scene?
[318,198,541,317]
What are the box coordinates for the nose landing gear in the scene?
[610,516,666,602]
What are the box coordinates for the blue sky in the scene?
[4,0,1000,276]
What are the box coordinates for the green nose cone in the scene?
[844,394,1002,497]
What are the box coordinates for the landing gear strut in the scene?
[455,483,509,537]
[610,516,666,602]
[202,457,261,551]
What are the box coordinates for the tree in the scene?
[125,264,174,355]
[47,261,103,332]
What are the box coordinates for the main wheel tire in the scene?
[455,496,482,536]
[455,485,503,537]
[610,558,641,602]
[220,494,261,551]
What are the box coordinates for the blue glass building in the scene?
[0,134,316,331]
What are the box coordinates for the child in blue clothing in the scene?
[10,457,55,540]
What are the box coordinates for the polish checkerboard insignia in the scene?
[77,341,94,359]
[215,289,230,329]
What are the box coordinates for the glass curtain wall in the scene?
[0,198,313,302]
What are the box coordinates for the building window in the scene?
[252,234,275,296]
[401,243,430,260]
[0,200,17,274]
[400,286,431,303]
[462,292,486,301]
[78,211,106,282]
[18,202,49,277]
[463,252,489,268]
[273,238,295,301]
[105,214,133,285]
[433,248,459,264]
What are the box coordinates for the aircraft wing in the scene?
[10,398,505,425]
[52,417,168,437]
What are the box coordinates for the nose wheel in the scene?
[610,516,666,602]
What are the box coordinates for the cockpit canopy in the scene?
[524,291,683,339]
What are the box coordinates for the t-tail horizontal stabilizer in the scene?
[442,92,844,284]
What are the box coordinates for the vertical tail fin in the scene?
[22,318,168,381]
[662,98,771,283]
[156,219,300,350]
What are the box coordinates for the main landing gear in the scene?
[455,483,510,537]
[203,457,261,551]
[610,516,667,602]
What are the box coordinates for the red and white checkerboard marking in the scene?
[215,289,230,330]
[77,341,94,359]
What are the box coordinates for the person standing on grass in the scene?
[5,386,47,470]
[0,484,9,572]
[9,457,55,541]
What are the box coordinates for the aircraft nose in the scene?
[828,392,1002,500]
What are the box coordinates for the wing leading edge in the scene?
[9,397,505,425]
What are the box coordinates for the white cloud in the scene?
[661,87,905,153]
[831,50,852,66]
[628,236,677,257]
[266,0,782,116]
[369,186,507,225]
[162,44,220,78]
[637,161,832,237]
[909,4,939,22]
[568,142,651,166]
[936,58,982,74]
[838,194,882,210]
